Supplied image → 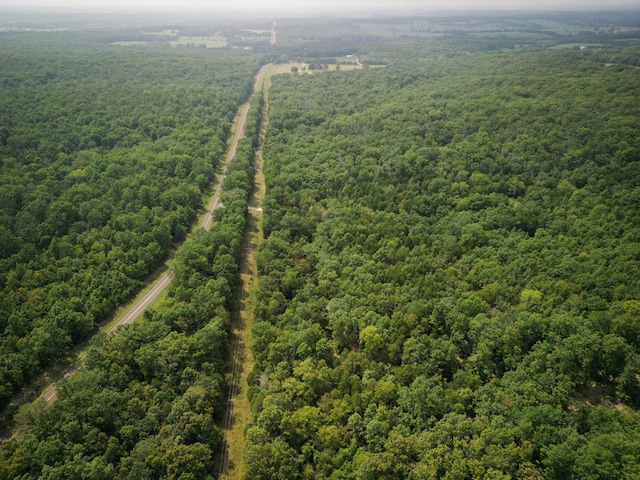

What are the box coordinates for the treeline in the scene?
[0,34,259,407]
[0,93,263,479]
[269,12,640,59]
[245,44,640,478]
[587,45,640,67]
[222,27,272,50]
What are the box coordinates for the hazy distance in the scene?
[1,0,637,14]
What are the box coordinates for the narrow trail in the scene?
[217,66,270,480]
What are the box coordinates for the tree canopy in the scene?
[246,43,640,479]
[0,34,259,406]
[0,33,263,474]
[1,17,639,480]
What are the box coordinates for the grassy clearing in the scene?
[550,43,603,50]
[141,29,179,36]
[220,209,262,480]
[470,31,552,40]
[111,41,154,47]
[266,62,308,76]
[219,65,269,480]
[263,62,375,78]
[170,35,227,48]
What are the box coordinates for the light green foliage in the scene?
[0,34,260,406]
[0,33,263,477]
[247,42,640,478]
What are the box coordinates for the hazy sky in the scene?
[1,0,635,12]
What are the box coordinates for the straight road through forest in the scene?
[36,66,268,409]
[203,103,248,230]
[112,272,172,330]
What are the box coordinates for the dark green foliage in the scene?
[0,56,263,476]
[247,44,640,478]
[0,34,259,405]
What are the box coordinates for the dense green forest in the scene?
[245,44,640,479]
[0,74,263,477]
[0,34,259,406]
[1,13,640,479]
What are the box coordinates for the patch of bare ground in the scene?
[569,383,638,418]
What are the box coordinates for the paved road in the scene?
[38,68,267,408]
[43,385,58,405]
[112,272,173,330]
[203,102,250,231]
[203,64,267,231]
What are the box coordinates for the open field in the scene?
[255,62,387,84]
[170,35,227,48]
[470,31,552,40]
[141,29,179,36]
[111,41,154,46]
[550,42,604,50]
[113,34,228,48]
